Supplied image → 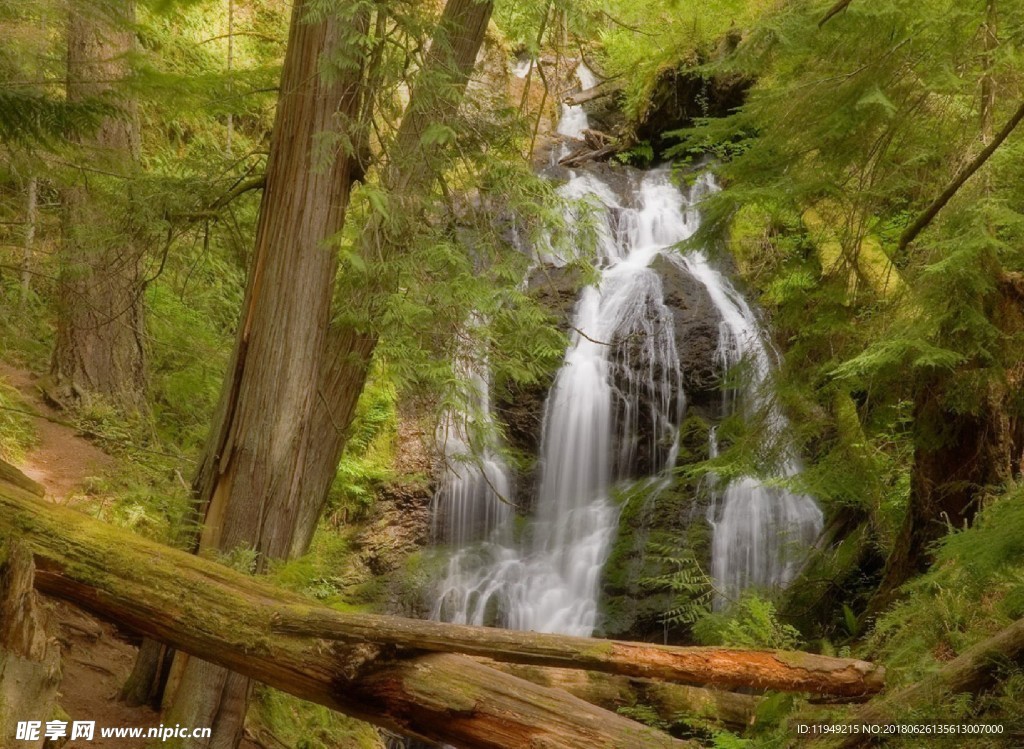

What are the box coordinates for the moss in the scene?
[249,685,384,749]
[0,381,37,463]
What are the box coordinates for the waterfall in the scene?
[431,65,822,638]
[673,190,824,606]
[433,164,698,636]
[430,357,516,629]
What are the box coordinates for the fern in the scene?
[640,541,714,626]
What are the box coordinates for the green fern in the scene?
[640,541,714,626]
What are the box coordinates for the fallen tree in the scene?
[812,615,1024,748]
[0,468,885,747]
[271,608,883,696]
[485,662,762,729]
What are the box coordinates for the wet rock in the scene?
[597,414,715,642]
[352,410,434,579]
[651,255,723,419]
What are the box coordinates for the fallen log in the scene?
[271,607,884,697]
[0,467,884,746]
[814,616,1024,748]
[0,475,686,749]
[486,662,761,729]
[564,79,622,106]
[559,143,619,168]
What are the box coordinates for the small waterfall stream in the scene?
[430,65,823,638]
[677,232,824,606]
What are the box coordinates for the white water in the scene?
[672,192,824,606]
[433,69,695,633]
[433,167,695,635]
[431,65,822,637]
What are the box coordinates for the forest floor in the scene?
[0,363,259,749]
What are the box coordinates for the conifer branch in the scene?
[897,100,1024,257]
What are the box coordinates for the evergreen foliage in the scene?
[1,0,1024,745]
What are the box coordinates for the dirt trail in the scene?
[0,364,260,748]
[0,363,114,502]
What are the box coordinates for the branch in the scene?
[170,176,266,222]
[898,100,1024,256]
[813,615,1024,748]
[818,0,854,28]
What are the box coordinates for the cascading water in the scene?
[433,167,695,635]
[672,191,824,606]
[431,64,822,639]
[430,359,516,628]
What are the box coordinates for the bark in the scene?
[120,637,170,708]
[162,1,371,744]
[558,143,618,167]
[564,79,622,106]
[52,1,146,412]
[487,662,762,728]
[271,609,884,698]
[813,616,1024,748]
[0,541,62,749]
[20,176,37,307]
[0,476,695,748]
[870,381,1019,611]
[358,653,690,749]
[164,2,496,744]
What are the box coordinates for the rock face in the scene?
[348,408,435,617]
[491,233,726,524]
[650,254,724,420]
[597,414,714,642]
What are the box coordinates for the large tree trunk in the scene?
[161,2,497,745]
[52,1,146,412]
[871,381,1020,611]
[283,0,499,556]
[0,475,887,749]
[159,2,371,745]
[271,608,883,697]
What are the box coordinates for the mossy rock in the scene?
[597,415,714,640]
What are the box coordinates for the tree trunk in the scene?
[871,381,1018,611]
[271,608,884,697]
[52,1,146,412]
[20,176,37,307]
[486,662,762,728]
[0,541,62,748]
[161,2,497,744]
[160,2,371,744]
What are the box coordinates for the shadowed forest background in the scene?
[1,0,1024,747]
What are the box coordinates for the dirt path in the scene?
[0,364,261,748]
[0,363,114,503]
